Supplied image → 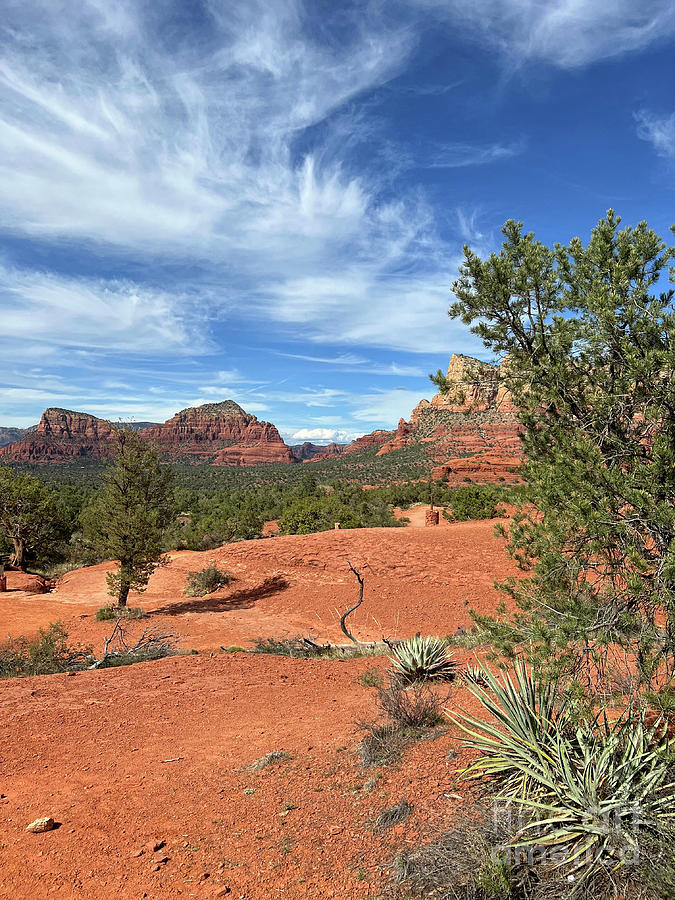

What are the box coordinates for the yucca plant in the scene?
[450,661,675,888]
[462,665,489,687]
[450,660,571,800]
[511,712,675,885]
[389,636,456,683]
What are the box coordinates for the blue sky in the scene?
[1,0,674,442]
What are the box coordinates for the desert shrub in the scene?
[278,496,361,534]
[96,648,171,668]
[360,681,447,767]
[452,662,675,887]
[360,723,415,767]
[358,666,384,688]
[376,799,412,831]
[377,681,446,728]
[645,684,675,715]
[391,801,533,900]
[184,564,234,597]
[251,635,387,660]
[251,636,326,658]
[389,636,456,683]
[0,622,91,678]
[444,485,505,522]
[250,750,292,771]
[95,605,147,621]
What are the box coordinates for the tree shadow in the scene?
[150,575,290,617]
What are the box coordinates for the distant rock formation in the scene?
[0,409,119,462]
[290,441,346,462]
[146,401,295,465]
[336,354,523,483]
[0,426,28,449]
[0,401,295,466]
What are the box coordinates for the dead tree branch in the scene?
[89,618,177,669]
[340,560,365,644]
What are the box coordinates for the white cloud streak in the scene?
[635,110,675,159]
[410,0,675,68]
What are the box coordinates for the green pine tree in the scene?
[0,467,65,570]
[83,429,175,607]
[448,210,675,691]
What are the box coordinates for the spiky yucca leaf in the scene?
[450,660,570,800]
[462,665,489,686]
[389,636,456,683]
[450,662,675,888]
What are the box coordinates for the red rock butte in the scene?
[0,401,294,466]
[0,355,523,478]
[350,354,523,483]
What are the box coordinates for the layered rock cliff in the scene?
[336,354,523,483]
[0,401,295,466]
[0,409,119,462]
[146,401,294,465]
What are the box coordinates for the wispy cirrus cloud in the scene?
[635,110,675,159]
[409,0,675,68]
[0,264,205,354]
[424,140,524,169]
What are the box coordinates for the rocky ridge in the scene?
[0,402,295,466]
[290,441,346,462]
[0,426,27,449]
[341,354,522,483]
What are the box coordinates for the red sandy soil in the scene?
[0,513,514,899]
[0,507,512,654]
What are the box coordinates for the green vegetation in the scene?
[184,564,234,597]
[449,210,675,694]
[250,750,292,771]
[442,484,506,521]
[447,662,675,895]
[0,622,91,678]
[360,680,447,767]
[389,636,456,683]
[2,450,520,578]
[0,467,72,569]
[82,428,175,607]
[95,605,147,621]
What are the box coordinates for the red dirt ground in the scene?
[0,511,515,899]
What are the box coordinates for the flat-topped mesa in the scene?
[147,401,295,465]
[0,408,118,462]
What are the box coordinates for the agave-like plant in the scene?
[389,636,456,683]
[450,661,675,887]
[450,660,571,800]
[511,712,675,885]
[462,665,489,687]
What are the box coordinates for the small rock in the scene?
[213,889,231,897]
[145,839,165,853]
[26,817,55,834]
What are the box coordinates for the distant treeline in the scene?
[1,461,522,575]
